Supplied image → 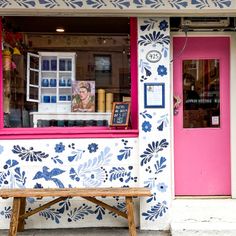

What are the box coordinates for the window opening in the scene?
[2,17,131,129]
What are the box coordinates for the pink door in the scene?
[173,37,231,196]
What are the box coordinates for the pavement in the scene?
[171,199,236,236]
[0,228,170,236]
[3,199,236,236]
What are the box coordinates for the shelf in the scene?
[42,70,57,73]
[30,112,111,127]
[41,87,57,89]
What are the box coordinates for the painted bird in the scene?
[33,166,65,188]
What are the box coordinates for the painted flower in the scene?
[0,145,4,154]
[88,143,98,153]
[157,182,168,192]
[142,121,152,132]
[54,142,65,153]
[159,20,168,31]
[157,65,167,76]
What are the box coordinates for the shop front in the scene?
[0,1,236,233]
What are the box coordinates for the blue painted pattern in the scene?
[0,0,231,8]
[0,139,138,224]
[138,17,171,227]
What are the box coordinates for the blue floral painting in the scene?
[138,17,170,228]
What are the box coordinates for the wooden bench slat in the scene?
[0,187,151,198]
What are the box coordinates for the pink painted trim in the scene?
[0,18,3,129]
[0,129,139,140]
[0,17,139,139]
[130,17,138,129]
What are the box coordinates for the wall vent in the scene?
[181,17,230,28]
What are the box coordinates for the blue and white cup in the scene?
[43,95,50,103]
[42,60,50,70]
[66,60,72,71]
[59,95,67,101]
[50,79,57,87]
[42,78,49,87]
[51,60,57,71]
[67,79,71,87]
[59,78,66,87]
[51,96,57,103]
[59,60,66,71]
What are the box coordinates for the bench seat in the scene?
[0,187,151,236]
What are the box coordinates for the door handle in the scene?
[174,95,182,115]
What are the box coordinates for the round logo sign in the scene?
[146,50,162,63]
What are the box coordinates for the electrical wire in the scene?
[170,26,188,63]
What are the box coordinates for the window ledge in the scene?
[0,127,139,139]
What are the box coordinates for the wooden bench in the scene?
[0,187,151,236]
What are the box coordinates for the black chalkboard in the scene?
[110,102,131,128]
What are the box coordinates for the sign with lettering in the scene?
[110,102,131,127]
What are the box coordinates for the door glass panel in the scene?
[183,59,220,128]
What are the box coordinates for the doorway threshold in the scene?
[175,195,231,199]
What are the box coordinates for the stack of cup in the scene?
[98,89,105,112]
[106,93,113,112]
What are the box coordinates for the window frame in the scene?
[0,17,138,139]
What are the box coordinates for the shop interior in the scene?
[2,17,131,128]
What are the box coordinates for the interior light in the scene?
[56,27,65,33]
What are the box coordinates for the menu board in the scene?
[110,102,130,127]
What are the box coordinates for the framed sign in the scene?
[110,102,131,128]
[144,83,165,108]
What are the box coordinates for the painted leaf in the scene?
[67,205,94,222]
[64,0,83,8]
[39,208,62,223]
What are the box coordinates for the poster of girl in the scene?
[71,81,95,112]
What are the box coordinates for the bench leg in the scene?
[17,197,26,232]
[9,197,21,236]
[125,197,136,236]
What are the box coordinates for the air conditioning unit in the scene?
[181,17,230,28]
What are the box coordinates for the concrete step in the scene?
[171,199,236,236]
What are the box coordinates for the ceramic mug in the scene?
[51,60,57,71]
[42,78,49,87]
[42,60,50,71]
[43,95,50,103]
[51,96,57,103]
[67,79,71,87]
[59,95,67,101]
[50,79,57,87]
[59,78,66,87]
[66,60,72,71]
[59,60,65,71]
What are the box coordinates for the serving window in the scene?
[1,17,135,132]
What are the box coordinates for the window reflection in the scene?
[183,59,220,128]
